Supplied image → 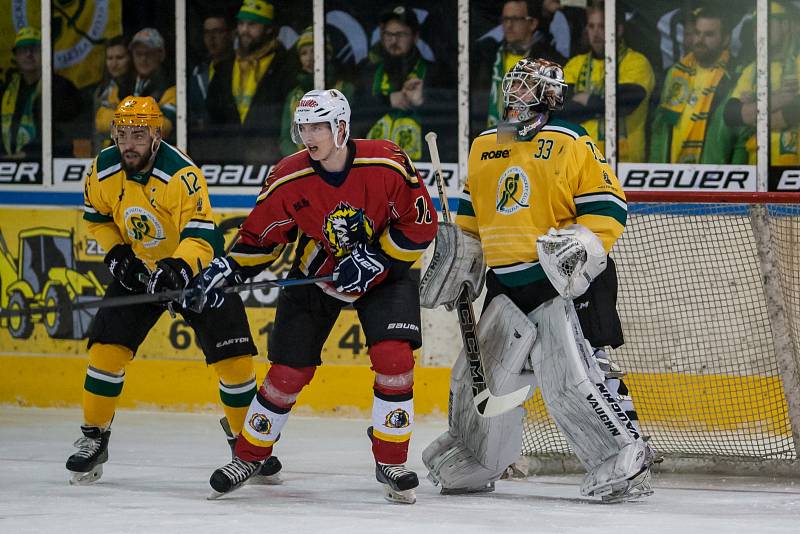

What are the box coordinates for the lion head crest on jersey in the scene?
[324,202,375,257]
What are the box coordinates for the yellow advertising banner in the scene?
[0,206,371,366]
[1,1,123,89]
[0,205,449,415]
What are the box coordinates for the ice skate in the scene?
[601,442,660,503]
[219,417,283,485]
[66,426,110,485]
[208,457,262,499]
[376,462,419,504]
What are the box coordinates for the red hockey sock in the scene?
[235,364,315,462]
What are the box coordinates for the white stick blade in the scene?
[473,385,531,418]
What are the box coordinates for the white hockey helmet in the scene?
[502,58,567,122]
[291,89,351,149]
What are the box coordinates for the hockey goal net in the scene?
[521,192,800,474]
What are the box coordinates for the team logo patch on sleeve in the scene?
[124,206,165,247]
[323,202,374,257]
[496,166,530,214]
[384,408,411,429]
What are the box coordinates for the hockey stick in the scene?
[0,274,333,319]
[425,131,530,417]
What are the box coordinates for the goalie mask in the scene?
[291,89,351,149]
[498,58,567,142]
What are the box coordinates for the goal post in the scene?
[521,191,800,475]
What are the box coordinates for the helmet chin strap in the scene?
[149,129,162,163]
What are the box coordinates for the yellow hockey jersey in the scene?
[456,119,627,288]
[83,142,223,276]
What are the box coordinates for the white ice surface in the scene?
[1,407,799,534]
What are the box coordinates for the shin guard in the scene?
[212,355,257,435]
[83,343,133,428]
[235,364,315,461]
[369,340,415,465]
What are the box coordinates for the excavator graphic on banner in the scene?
[0,228,105,340]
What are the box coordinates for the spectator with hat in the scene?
[1,26,82,158]
[129,27,176,142]
[206,0,295,163]
[279,26,353,156]
[359,5,441,161]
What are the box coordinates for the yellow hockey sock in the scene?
[212,355,257,434]
[83,343,133,428]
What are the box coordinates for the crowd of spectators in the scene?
[1,0,797,166]
[474,0,799,165]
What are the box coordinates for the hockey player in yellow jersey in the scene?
[422,58,656,502]
[66,96,276,485]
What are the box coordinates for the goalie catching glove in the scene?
[536,224,607,299]
[333,242,390,294]
[420,222,486,310]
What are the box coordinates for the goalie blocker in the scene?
[424,255,655,501]
[420,222,486,310]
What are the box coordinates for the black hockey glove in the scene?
[147,257,193,295]
[104,243,150,292]
[333,243,391,294]
[183,256,244,312]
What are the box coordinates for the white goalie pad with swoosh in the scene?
[422,294,537,492]
[528,297,653,499]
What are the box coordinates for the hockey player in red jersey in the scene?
[186,89,437,503]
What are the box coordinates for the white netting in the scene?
[522,195,800,473]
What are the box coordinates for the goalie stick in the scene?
[425,131,530,417]
[0,274,333,319]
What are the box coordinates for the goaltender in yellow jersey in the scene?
[457,116,627,288]
[423,58,654,503]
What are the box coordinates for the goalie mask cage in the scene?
[521,191,800,475]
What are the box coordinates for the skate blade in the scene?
[207,482,249,500]
[207,490,226,500]
[382,484,416,504]
[440,482,495,495]
[601,487,654,503]
[69,465,103,486]
[248,473,283,486]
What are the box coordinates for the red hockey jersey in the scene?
[230,139,437,301]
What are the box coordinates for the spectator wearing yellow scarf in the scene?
[724,1,800,166]
[650,7,746,164]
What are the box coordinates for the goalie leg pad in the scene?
[422,360,525,492]
[422,294,537,492]
[528,298,651,497]
[420,222,486,310]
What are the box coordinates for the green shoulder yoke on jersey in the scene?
[153,142,197,181]
[542,118,588,139]
[95,146,121,182]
